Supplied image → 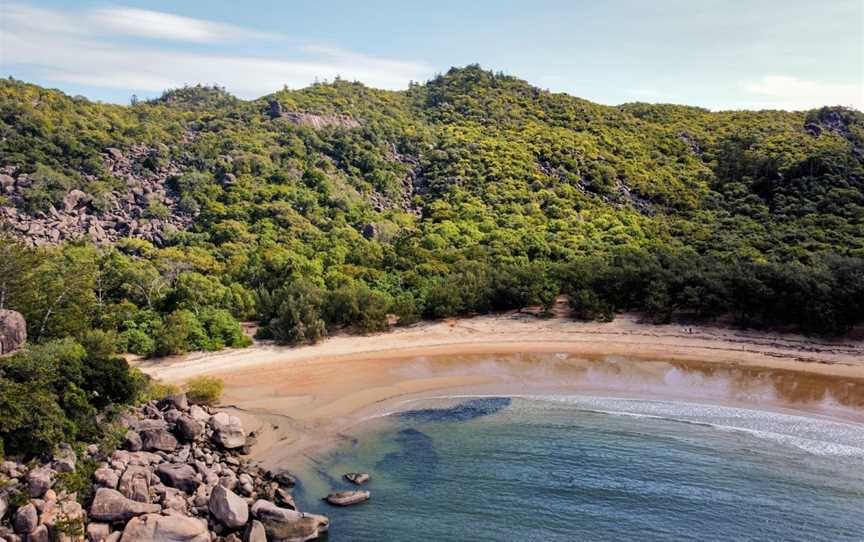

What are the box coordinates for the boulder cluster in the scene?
[0,394,329,542]
[0,144,194,247]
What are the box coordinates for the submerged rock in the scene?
[344,472,370,485]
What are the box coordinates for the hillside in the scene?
[1,65,863,351]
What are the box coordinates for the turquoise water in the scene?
[296,396,864,542]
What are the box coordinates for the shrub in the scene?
[199,308,252,349]
[154,310,208,355]
[570,290,614,322]
[185,376,224,405]
[139,377,181,403]
[120,328,157,356]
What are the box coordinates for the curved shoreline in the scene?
[136,312,864,470]
[139,312,864,383]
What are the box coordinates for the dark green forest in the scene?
[1,66,863,456]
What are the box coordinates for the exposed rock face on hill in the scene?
[0,309,26,355]
[0,144,195,247]
[267,100,361,129]
[0,394,328,542]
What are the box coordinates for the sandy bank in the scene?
[140,312,864,383]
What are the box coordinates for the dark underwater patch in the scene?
[376,428,440,481]
[399,397,512,423]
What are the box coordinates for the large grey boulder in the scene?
[0,492,7,521]
[13,502,37,534]
[27,467,53,497]
[156,464,200,494]
[188,405,210,423]
[208,485,248,529]
[86,522,112,542]
[159,393,189,412]
[140,429,178,452]
[52,444,76,473]
[0,173,14,193]
[243,520,266,542]
[89,488,160,522]
[174,415,203,442]
[124,430,143,452]
[0,309,27,355]
[94,467,120,489]
[118,465,150,503]
[119,513,208,542]
[133,419,167,432]
[27,524,50,542]
[63,189,92,212]
[251,499,329,542]
[209,412,245,449]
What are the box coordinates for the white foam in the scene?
[527,394,864,458]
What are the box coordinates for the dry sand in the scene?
[136,312,864,469]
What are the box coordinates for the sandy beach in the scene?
[136,311,864,469]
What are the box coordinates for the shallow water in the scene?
[296,395,864,542]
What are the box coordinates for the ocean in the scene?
[293,394,864,541]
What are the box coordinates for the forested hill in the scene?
[1,64,863,354]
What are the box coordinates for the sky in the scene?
[1,0,862,110]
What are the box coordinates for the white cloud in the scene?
[0,3,433,99]
[742,75,863,111]
[90,7,281,43]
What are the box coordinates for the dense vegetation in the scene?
[1,66,863,455]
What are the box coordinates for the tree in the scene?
[0,237,35,310]
[23,245,99,342]
[268,281,326,345]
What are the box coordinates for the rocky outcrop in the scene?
[0,309,27,355]
[0,393,330,541]
[267,101,361,130]
[0,144,195,247]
